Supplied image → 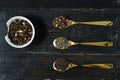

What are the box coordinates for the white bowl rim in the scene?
[5,16,35,48]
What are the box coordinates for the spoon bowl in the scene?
[53,58,77,72]
[53,37,72,50]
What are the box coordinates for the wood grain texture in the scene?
[0,0,120,80]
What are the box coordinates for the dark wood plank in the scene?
[38,0,119,9]
[0,53,119,79]
[0,0,38,9]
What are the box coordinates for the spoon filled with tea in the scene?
[53,58,113,72]
[53,37,113,50]
[53,16,113,29]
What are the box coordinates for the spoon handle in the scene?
[76,42,113,47]
[81,63,113,69]
[75,21,113,26]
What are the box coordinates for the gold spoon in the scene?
[53,37,113,50]
[53,16,113,29]
[53,58,113,72]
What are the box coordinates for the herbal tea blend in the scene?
[8,19,32,45]
[53,58,113,72]
[53,16,113,29]
[53,37,113,50]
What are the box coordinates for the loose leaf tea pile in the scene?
[8,19,32,45]
[53,16,69,29]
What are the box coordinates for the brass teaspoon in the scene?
[53,37,113,50]
[53,16,113,29]
[53,58,113,72]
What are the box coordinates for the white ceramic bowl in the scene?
[5,16,35,48]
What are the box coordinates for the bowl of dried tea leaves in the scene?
[5,16,35,48]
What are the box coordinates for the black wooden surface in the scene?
[0,0,120,80]
[0,0,120,9]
